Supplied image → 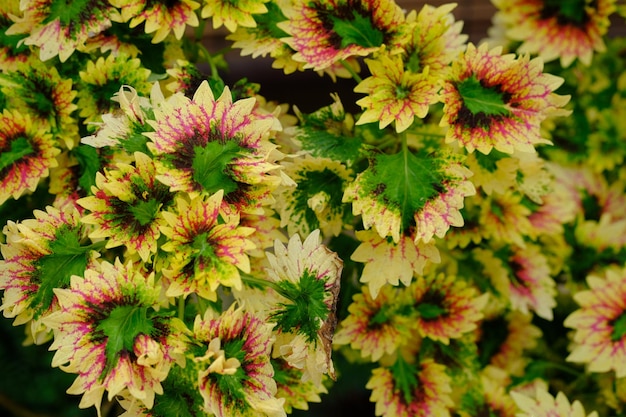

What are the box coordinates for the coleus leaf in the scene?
[128,198,162,227]
[296,127,363,167]
[361,150,445,231]
[296,99,363,166]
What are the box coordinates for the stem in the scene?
[401,130,409,155]
[241,274,283,294]
[196,295,210,315]
[178,296,185,320]
[340,59,363,83]
[194,17,206,42]
[371,136,399,152]
[197,44,222,81]
[535,360,582,377]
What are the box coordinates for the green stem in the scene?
[401,130,409,155]
[194,16,206,41]
[195,295,210,316]
[536,360,582,377]
[340,59,363,83]
[197,44,222,81]
[178,296,185,321]
[241,274,284,294]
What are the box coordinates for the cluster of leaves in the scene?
[0,1,626,417]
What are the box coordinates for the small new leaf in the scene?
[45,0,91,26]
[390,356,419,405]
[457,75,510,117]
[330,12,384,48]
[30,224,95,318]
[611,313,626,342]
[73,145,101,193]
[0,137,34,172]
[416,302,447,320]
[96,305,155,378]
[128,198,161,227]
[192,141,242,195]
[272,270,329,343]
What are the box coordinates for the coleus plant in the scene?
[0,0,626,417]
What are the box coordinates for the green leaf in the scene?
[207,78,226,99]
[45,0,91,26]
[214,371,248,410]
[191,231,216,260]
[254,1,290,39]
[192,140,242,195]
[29,224,94,318]
[122,129,152,156]
[272,270,329,343]
[96,305,155,378]
[72,145,101,193]
[0,28,29,54]
[543,0,587,25]
[289,167,351,232]
[297,127,363,166]
[473,149,509,173]
[457,75,510,117]
[223,339,247,365]
[415,302,447,319]
[612,313,626,342]
[296,99,363,165]
[369,304,392,326]
[581,190,602,221]
[330,11,384,48]
[361,150,444,231]
[406,50,421,73]
[0,137,34,172]
[128,198,161,227]
[476,316,509,367]
[152,364,206,417]
[390,356,419,405]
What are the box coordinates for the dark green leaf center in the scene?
[128,198,162,227]
[611,312,626,342]
[192,231,217,260]
[323,5,384,49]
[30,223,97,318]
[192,140,244,195]
[272,269,329,343]
[390,356,419,405]
[96,304,155,377]
[362,150,446,232]
[541,0,589,26]
[0,137,34,172]
[46,0,92,26]
[457,75,511,123]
